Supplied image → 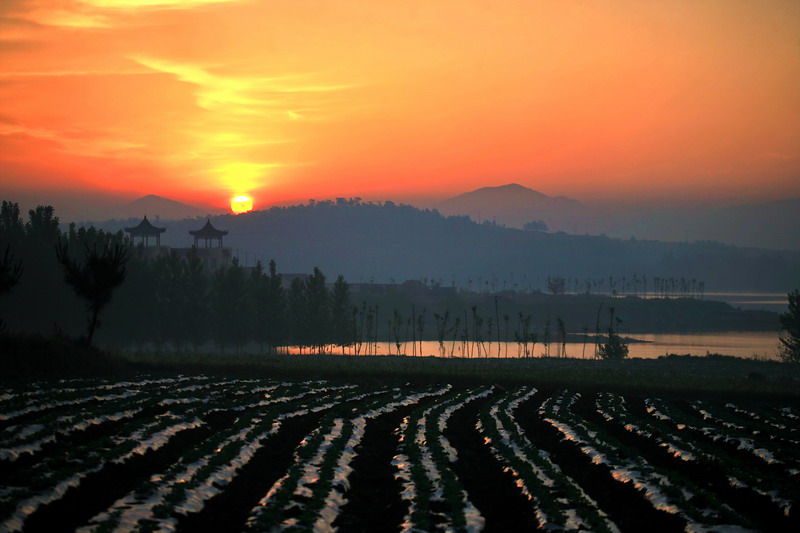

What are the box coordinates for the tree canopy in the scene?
[779,290,800,363]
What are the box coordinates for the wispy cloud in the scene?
[131,55,357,116]
[0,68,153,78]
[5,0,241,31]
[0,123,146,158]
[26,8,112,28]
[82,0,238,9]
[131,55,269,114]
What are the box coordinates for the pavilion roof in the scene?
[124,215,166,236]
[189,219,228,238]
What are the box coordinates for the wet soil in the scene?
[23,410,234,533]
[333,400,434,532]
[175,409,328,533]
[513,389,687,533]
[0,402,169,480]
[614,395,800,531]
[443,389,540,532]
[6,384,800,532]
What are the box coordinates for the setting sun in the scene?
[231,195,253,214]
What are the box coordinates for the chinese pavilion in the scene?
[189,219,228,248]
[124,216,166,246]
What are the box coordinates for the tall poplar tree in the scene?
[55,239,128,345]
[304,267,330,353]
[779,290,800,363]
[330,275,355,353]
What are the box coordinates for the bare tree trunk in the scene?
[86,306,100,346]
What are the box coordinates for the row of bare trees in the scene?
[411,273,706,299]
[390,300,626,360]
[547,275,705,299]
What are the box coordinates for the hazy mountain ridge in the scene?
[112,194,214,221]
[433,184,800,250]
[435,183,589,229]
[93,200,800,292]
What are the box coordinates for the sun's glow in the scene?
[231,194,253,214]
[2,1,800,206]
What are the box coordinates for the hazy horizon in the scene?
[6,183,800,222]
[2,1,799,212]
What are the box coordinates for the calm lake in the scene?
[330,331,782,360]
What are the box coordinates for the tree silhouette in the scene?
[433,310,449,357]
[0,245,23,331]
[598,307,629,360]
[252,260,287,354]
[26,205,60,244]
[211,257,253,352]
[55,239,128,345]
[0,245,22,294]
[288,277,308,352]
[557,317,567,357]
[0,201,25,249]
[330,275,356,354]
[392,309,404,355]
[182,250,209,351]
[152,252,186,349]
[305,267,330,353]
[779,289,800,363]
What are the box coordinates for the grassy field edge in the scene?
[2,333,799,400]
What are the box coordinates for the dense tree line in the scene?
[0,201,358,353]
[105,255,357,354]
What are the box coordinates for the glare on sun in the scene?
[231,194,253,214]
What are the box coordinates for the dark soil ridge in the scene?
[513,389,687,533]
[443,387,540,532]
[573,393,798,531]
[333,396,437,532]
[0,396,116,432]
[174,407,328,533]
[0,401,169,480]
[626,395,800,529]
[21,409,235,533]
[173,386,407,533]
[667,399,800,486]
[1,380,260,477]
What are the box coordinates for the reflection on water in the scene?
[297,331,782,360]
[622,331,780,360]
[698,292,788,312]
[573,292,788,312]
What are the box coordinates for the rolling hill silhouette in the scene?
[433,184,800,249]
[436,183,589,229]
[113,195,214,221]
[94,199,800,292]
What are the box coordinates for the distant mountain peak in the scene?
[127,193,188,204]
[435,183,586,229]
[134,194,169,202]
[115,194,211,221]
[481,183,535,191]
[458,182,544,195]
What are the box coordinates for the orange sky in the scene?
[1,0,799,214]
